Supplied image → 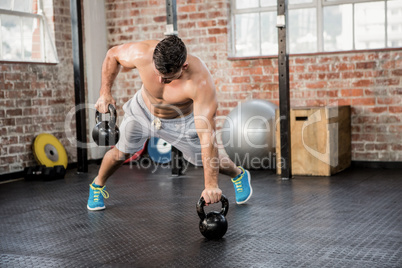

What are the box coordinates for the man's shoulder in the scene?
[141,40,159,47]
[129,40,158,54]
[116,40,158,67]
[184,55,215,100]
[188,54,203,64]
[187,54,209,74]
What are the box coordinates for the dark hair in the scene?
[153,35,187,75]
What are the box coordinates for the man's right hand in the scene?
[95,94,116,113]
[201,187,222,206]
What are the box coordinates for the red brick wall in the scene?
[105,0,401,163]
[0,0,76,175]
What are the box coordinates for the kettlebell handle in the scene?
[196,194,229,221]
[95,104,117,127]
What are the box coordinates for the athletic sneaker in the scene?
[87,181,109,211]
[231,167,252,204]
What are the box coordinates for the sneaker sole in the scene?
[236,170,253,205]
[87,205,106,211]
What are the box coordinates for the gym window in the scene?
[0,0,58,63]
[230,0,402,57]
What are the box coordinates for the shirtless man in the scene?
[87,35,252,211]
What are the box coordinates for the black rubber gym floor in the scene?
[0,162,401,267]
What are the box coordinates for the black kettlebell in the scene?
[196,194,229,240]
[92,104,120,146]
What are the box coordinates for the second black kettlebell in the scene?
[196,194,229,240]
[92,104,120,146]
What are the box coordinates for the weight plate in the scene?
[33,133,68,168]
[147,137,172,164]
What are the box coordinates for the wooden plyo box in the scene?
[276,106,351,176]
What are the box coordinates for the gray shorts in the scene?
[115,90,203,166]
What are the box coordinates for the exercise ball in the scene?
[221,99,277,169]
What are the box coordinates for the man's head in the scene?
[153,35,187,77]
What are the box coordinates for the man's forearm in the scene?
[200,136,220,188]
[100,49,121,95]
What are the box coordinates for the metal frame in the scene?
[70,0,88,173]
[165,0,178,36]
[277,0,292,179]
